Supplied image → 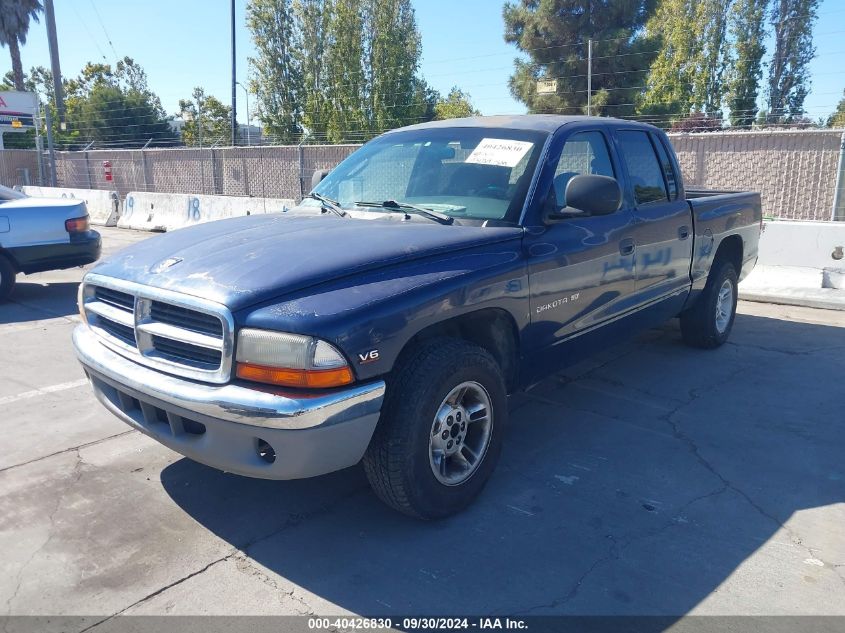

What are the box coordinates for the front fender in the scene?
[237,240,530,382]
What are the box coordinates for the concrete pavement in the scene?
[0,227,843,627]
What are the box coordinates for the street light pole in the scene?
[236,82,250,146]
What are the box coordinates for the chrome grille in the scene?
[81,273,234,383]
[149,301,223,337]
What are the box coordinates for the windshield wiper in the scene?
[354,200,454,225]
[304,192,347,218]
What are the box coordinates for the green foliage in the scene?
[247,0,431,143]
[767,0,818,123]
[727,0,767,128]
[2,60,174,148]
[503,0,656,118]
[433,87,480,120]
[0,0,42,90]
[364,0,421,133]
[247,0,302,143]
[295,0,332,141]
[638,0,731,125]
[179,87,233,147]
[826,90,845,128]
[60,57,175,148]
[323,0,367,141]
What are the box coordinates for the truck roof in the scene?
[393,114,652,135]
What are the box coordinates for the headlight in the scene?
[235,328,353,388]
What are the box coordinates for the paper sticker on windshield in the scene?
[465,138,533,168]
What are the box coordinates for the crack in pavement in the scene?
[0,431,135,475]
[3,449,88,627]
[500,339,841,615]
[233,554,316,615]
[80,486,370,630]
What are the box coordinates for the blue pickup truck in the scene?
[73,116,761,518]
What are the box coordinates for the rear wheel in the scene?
[363,338,506,519]
[680,261,738,349]
[0,255,16,302]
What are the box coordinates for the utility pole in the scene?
[44,0,66,123]
[237,82,250,146]
[44,105,57,186]
[587,38,592,116]
[230,0,237,146]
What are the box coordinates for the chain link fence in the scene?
[2,131,844,220]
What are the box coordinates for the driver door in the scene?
[524,130,637,355]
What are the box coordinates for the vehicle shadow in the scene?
[161,313,844,616]
[0,281,81,324]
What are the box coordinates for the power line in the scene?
[89,0,120,61]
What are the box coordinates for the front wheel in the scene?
[363,339,507,519]
[680,261,738,349]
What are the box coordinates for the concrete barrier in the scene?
[118,192,294,232]
[21,186,120,227]
[739,220,845,310]
[757,220,845,269]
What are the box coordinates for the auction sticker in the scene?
[465,138,533,168]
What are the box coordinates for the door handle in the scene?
[619,238,635,256]
[678,226,690,240]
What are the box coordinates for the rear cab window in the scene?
[615,130,669,205]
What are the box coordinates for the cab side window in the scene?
[651,133,679,200]
[616,130,668,205]
[552,131,615,209]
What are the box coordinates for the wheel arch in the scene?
[713,234,743,275]
[395,307,521,393]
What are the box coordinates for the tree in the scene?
[433,87,480,120]
[767,0,818,123]
[0,0,42,91]
[364,0,421,133]
[727,0,767,128]
[324,0,367,142]
[295,0,331,140]
[828,90,845,128]
[179,88,233,147]
[247,0,302,143]
[638,0,731,125]
[247,0,426,143]
[503,0,657,118]
[61,57,176,148]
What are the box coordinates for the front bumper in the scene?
[73,325,385,479]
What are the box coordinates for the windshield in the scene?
[310,127,548,223]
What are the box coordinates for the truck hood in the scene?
[91,214,523,311]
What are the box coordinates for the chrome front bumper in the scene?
[73,324,385,479]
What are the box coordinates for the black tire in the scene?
[680,260,738,349]
[0,255,16,303]
[363,338,507,519]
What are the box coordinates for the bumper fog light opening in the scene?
[256,438,276,464]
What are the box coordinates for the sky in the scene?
[1,0,843,124]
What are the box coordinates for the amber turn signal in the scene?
[65,216,90,233]
[236,362,354,389]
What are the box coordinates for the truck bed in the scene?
[685,188,763,291]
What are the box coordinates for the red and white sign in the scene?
[0,91,38,130]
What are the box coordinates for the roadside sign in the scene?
[536,79,557,95]
[0,91,38,131]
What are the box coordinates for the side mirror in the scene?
[311,168,331,190]
[564,174,621,216]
